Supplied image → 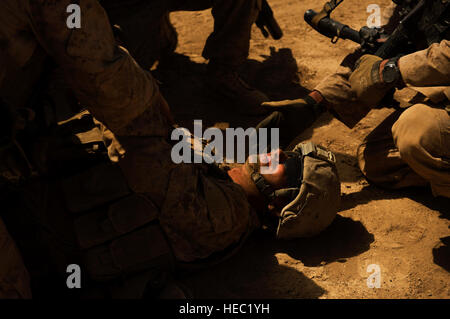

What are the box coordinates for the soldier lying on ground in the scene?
[258,3,449,199]
[99,0,269,113]
[0,0,340,298]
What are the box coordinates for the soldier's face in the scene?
[227,149,290,214]
[259,149,288,189]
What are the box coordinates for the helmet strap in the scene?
[249,169,276,202]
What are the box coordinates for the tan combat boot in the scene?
[207,62,270,115]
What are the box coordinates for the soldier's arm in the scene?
[26,0,165,134]
[399,40,450,87]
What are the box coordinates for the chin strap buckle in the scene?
[298,141,336,164]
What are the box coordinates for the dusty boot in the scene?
[207,62,269,115]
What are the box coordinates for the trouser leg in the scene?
[101,1,176,70]
[202,0,261,68]
[101,0,260,70]
[315,50,372,129]
[358,104,450,198]
[170,0,261,67]
[357,110,428,190]
[392,103,450,198]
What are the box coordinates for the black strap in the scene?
[250,143,336,203]
[250,170,276,201]
[298,141,336,164]
[249,151,303,202]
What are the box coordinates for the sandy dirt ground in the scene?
[153,0,449,298]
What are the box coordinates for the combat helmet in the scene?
[247,141,341,239]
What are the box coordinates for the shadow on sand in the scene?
[341,185,450,273]
[341,184,450,219]
[180,215,374,298]
[153,47,315,131]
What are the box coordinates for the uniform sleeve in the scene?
[27,0,164,134]
[399,40,450,87]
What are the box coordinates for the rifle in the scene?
[304,0,449,59]
[256,0,283,40]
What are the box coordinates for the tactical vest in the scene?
[1,67,176,298]
[1,64,254,297]
[56,113,176,298]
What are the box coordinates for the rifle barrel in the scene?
[304,9,361,44]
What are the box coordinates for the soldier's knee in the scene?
[392,104,441,162]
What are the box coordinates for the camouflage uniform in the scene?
[0,218,31,298]
[100,0,262,70]
[0,0,259,297]
[315,39,450,198]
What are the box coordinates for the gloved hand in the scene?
[259,95,325,149]
[349,54,403,108]
[262,98,310,110]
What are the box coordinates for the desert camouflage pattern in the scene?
[104,121,260,263]
[314,21,450,197]
[0,0,261,295]
[399,41,450,104]
[358,102,450,198]
[0,0,164,134]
